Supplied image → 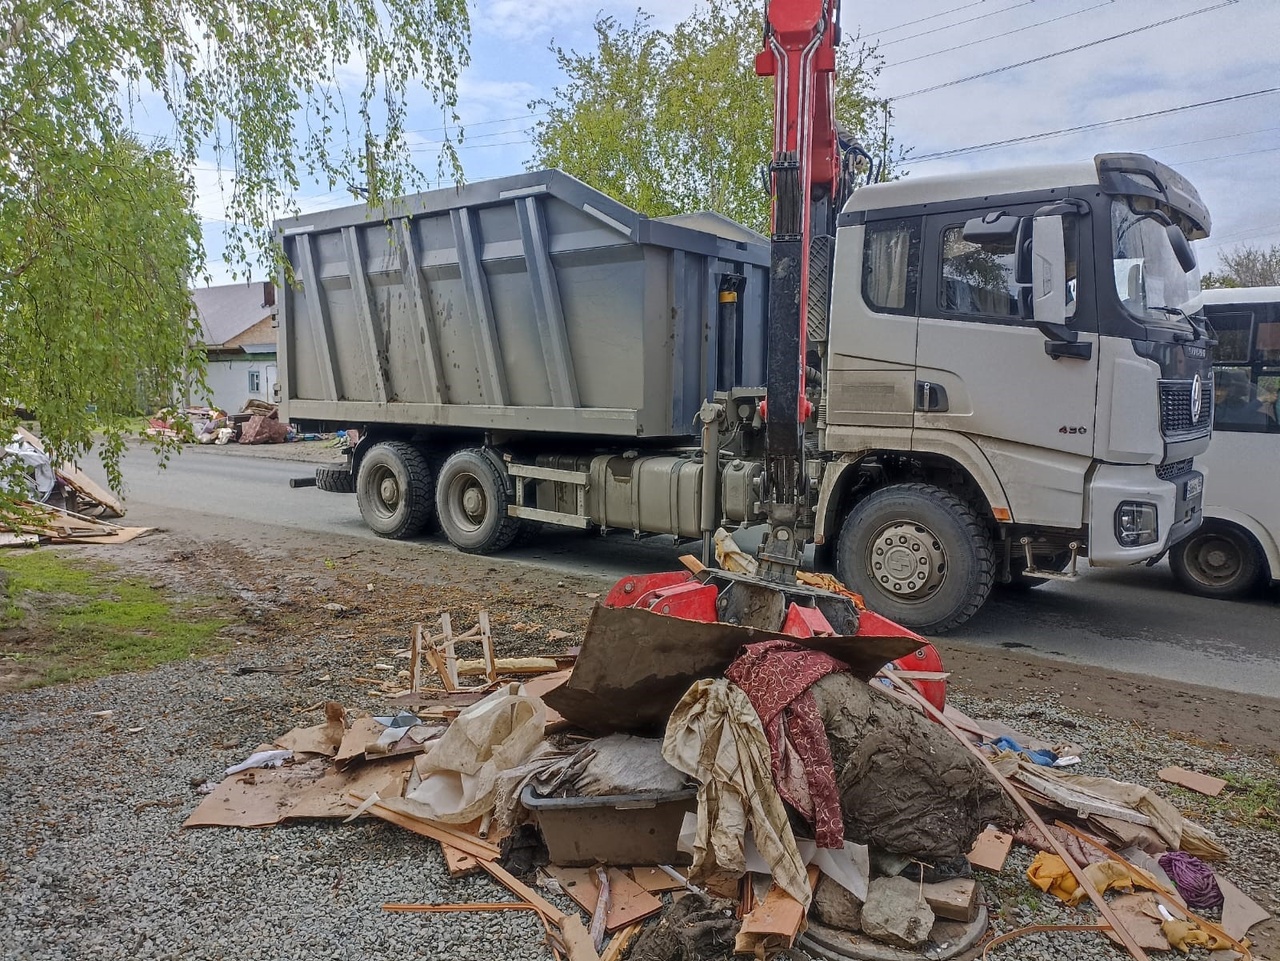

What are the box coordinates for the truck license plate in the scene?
[1185,476,1203,499]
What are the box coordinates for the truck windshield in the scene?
[1111,200,1202,329]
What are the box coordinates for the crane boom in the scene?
[754,0,843,580]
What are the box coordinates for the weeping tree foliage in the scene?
[1202,243,1280,289]
[529,1,896,234]
[0,0,470,503]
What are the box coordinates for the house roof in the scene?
[192,282,274,348]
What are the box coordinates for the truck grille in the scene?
[1158,378,1213,439]
[1155,458,1193,481]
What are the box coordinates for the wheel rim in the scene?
[446,473,489,534]
[867,519,947,601]
[1186,534,1244,587]
[367,464,401,519]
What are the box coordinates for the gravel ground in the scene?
[2,535,1276,961]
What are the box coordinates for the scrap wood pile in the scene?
[2,427,151,547]
[183,592,1271,961]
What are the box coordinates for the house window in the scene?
[248,369,261,393]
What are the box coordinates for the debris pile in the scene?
[146,401,332,446]
[2,428,151,547]
[183,583,1271,961]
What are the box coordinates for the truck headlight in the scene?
[1115,502,1158,547]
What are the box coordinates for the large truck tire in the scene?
[315,464,356,494]
[434,448,523,554]
[835,482,995,635]
[1169,520,1266,600]
[356,441,435,539]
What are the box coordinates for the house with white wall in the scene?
[191,282,277,412]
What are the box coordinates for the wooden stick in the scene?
[601,923,643,961]
[982,924,1112,959]
[382,902,537,913]
[479,610,497,683]
[350,795,501,861]
[590,866,611,953]
[409,623,424,694]
[880,670,1152,961]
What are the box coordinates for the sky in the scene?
[189,0,1280,284]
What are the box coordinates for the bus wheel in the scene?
[1170,521,1266,600]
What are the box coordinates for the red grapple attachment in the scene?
[600,567,946,713]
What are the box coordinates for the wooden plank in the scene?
[382,902,536,913]
[921,878,979,923]
[480,860,570,927]
[442,843,481,879]
[735,866,820,955]
[967,826,1014,872]
[353,795,501,862]
[601,923,643,961]
[546,866,663,933]
[881,671,1153,961]
[631,866,688,894]
[1158,766,1228,798]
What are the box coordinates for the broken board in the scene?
[631,866,688,894]
[1158,766,1228,798]
[183,754,414,828]
[545,866,663,933]
[967,827,1014,872]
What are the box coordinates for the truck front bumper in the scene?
[1086,463,1204,566]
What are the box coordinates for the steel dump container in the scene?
[277,169,769,439]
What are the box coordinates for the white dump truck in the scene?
[278,153,1215,633]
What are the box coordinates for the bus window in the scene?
[1215,366,1280,433]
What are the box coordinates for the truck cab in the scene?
[1168,286,1280,598]
[813,153,1215,630]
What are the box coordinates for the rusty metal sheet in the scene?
[543,604,923,734]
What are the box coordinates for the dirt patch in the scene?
[936,638,1280,760]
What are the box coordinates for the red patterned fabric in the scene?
[725,639,846,849]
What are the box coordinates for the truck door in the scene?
[824,216,922,442]
[913,207,1100,528]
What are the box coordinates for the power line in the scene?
[889,0,1240,100]
[879,1,1037,49]
[885,1,1117,68]
[863,0,993,39]
[905,87,1280,162]
[1176,144,1280,166]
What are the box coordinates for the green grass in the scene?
[0,549,231,687]
[1165,770,1280,831]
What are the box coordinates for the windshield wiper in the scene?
[1150,305,1216,345]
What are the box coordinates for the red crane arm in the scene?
[753,0,842,577]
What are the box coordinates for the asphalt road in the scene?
[103,444,1280,697]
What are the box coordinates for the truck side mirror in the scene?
[1030,215,1068,328]
[1166,223,1197,274]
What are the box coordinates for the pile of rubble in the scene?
[183,586,1270,961]
[146,400,331,446]
[2,428,151,547]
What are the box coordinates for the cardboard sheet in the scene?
[183,755,414,828]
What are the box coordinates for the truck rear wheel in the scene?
[356,441,435,539]
[835,483,995,635]
[1169,521,1266,600]
[435,449,523,554]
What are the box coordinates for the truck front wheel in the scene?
[434,449,523,554]
[1169,521,1266,600]
[835,483,995,635]
[356,441,435,539]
